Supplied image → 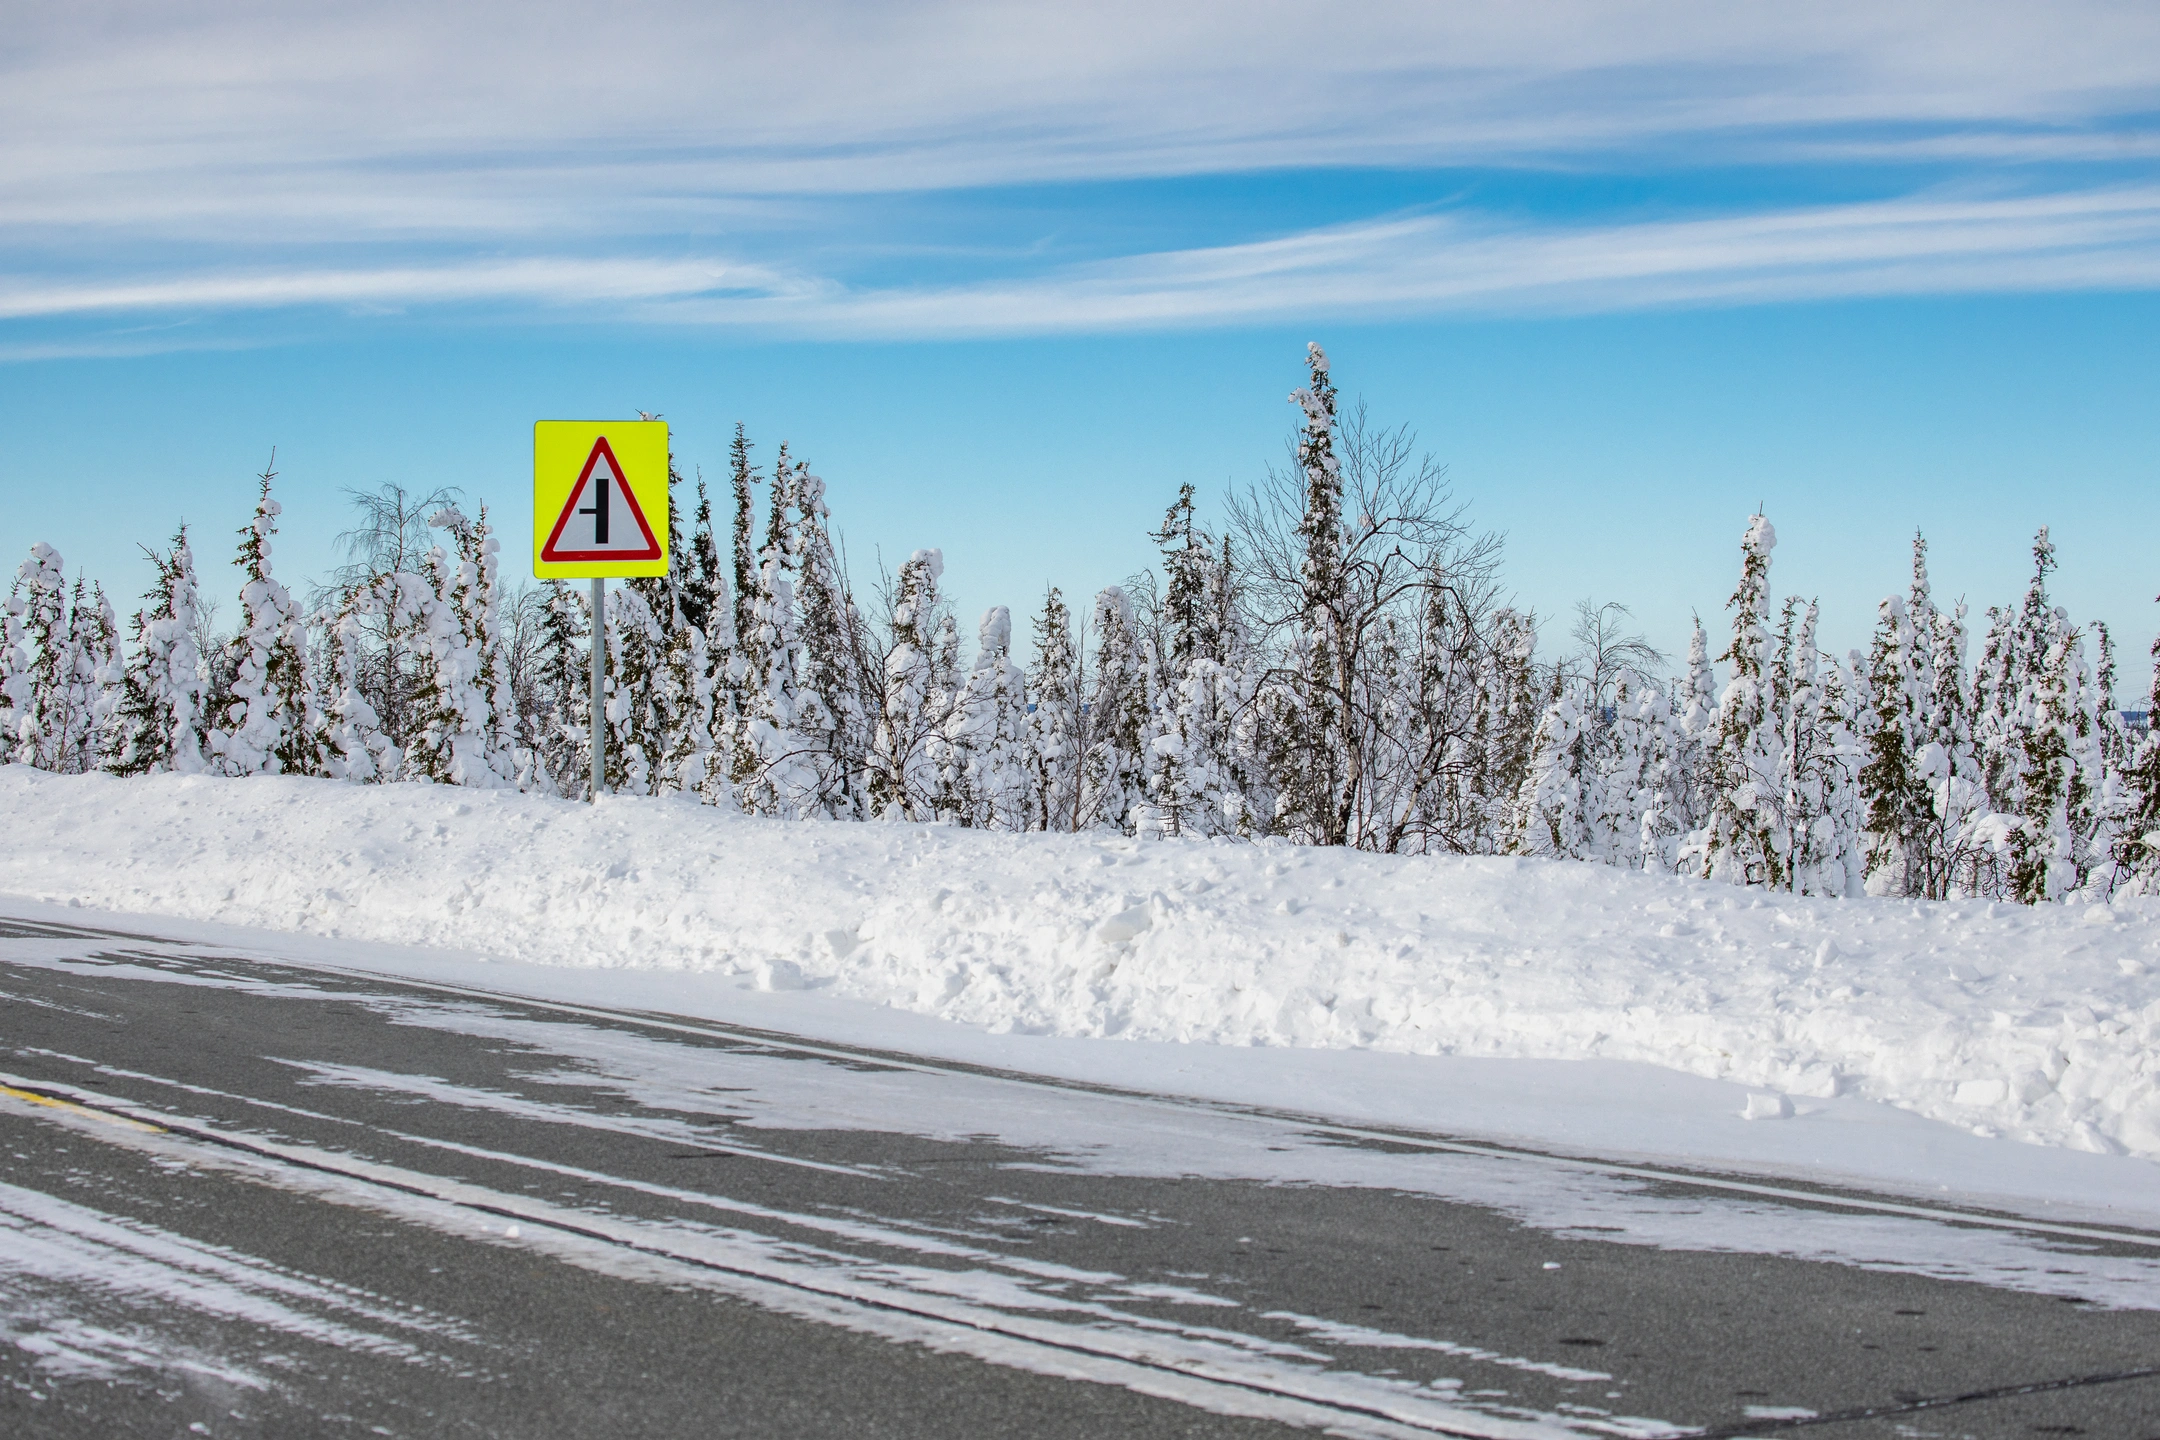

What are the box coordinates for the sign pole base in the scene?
[589,576,605,802]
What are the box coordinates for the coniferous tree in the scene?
[1773,600,1863,896]
[2117,603,2160,893]
[732,449,820,814]
[1607,670,1683,870]
[868,548,947,819]
[110,526,208,777]
[1280,343,1348,843]
[729,423,759,660]
[600,582,662,796]
[1639,616,1717,871]
[1916,593,1996,896]
[1026,586,1083,831]
[1694,514,1781,885]
[1510,680,1596,859]
[1859,534,1993,897]
[1972,529,2114,901]
[682,472,725,639]
[1079,585,1152,832]
[60,578,122,774]
[0,585,27,768]
[5,543,70,770]
[1861,587,1929,893]
[1142,487,1248,836]
[620,443,716,800]
[942,606,1032,829]
[402,505,516,787]
[211,466,319,777]
[531,579,590,795]
[794,468,868,818]
[317,601,393,782]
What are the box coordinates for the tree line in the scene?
[4,343,2155,903]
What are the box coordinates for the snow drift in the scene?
[3,766,2156,1163]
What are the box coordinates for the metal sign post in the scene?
[590,577,605,803]
[532,419,670,803]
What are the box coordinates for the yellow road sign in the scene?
[533,420,670,578]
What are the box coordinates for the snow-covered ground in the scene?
[3,766,2157,1191]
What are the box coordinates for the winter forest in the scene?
[5,343,2157,906]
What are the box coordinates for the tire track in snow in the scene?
[0,1074,1681,1440]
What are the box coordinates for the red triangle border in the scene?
[541,435,664,563]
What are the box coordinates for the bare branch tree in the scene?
[1565,599,1666,708]
[318,481,464,747]
[1228,397,1508,848]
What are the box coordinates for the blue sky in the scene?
[5,2,2158,675]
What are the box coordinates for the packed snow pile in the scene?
[4,767,2157,1162]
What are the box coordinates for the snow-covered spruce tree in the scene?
[612,445,712,800]
[1148,637,1252,837]
[793,467,869,818]
[311,567,427,784]
[731,448,821,815]
[1474,608,1546,853]
[867,548,947,819]
[528,579,590,796]
[7,557,118,775]
[1142,487,1250,837]
[2116,608,2160,893]
[1026,586,1083,831]
[1692,514,1782,886]
[600,582,662,796]
[0,584,27,767]
[456,505,520,784]
[2087,623,2132,897]
[681,471,725,640]
[1773,599,1864,897]
[1638,616,1718,872]
[1860,584,1932,895]
[924,609,966,819]
[680,469,740,806]
[210,468,320,777]
[109,525,208,776]
[316,599,395,783]
[1971,529,2115,902]
[1079,585,1153,832]
[1859,533,1992,898]
[696,583,742,810]
[1279,343,1348,842]
[728,422,760,670]
[60,578,123,774]
[1917,593,1999,896]
[401,505,516,788]
[942,606,1032,830]
[1606,671,1683,871]
[5,543,70,769]
[652,614,717,800]
[636,443,719,799]
[1509,680,1596,860]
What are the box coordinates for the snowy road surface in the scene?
[3,912,2159,1439]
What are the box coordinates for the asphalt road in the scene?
[2,911,2157,1439]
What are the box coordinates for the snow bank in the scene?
[4,766,2158,1163]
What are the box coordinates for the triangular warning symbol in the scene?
[541,436,663,562]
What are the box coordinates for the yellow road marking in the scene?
[0,1084,164,1133]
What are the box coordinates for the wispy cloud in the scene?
[12,185,2160,345]
[678,185,2160,335]
[0,257,784,322]
[5,4,2160,352]
[7,3,2160,241]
